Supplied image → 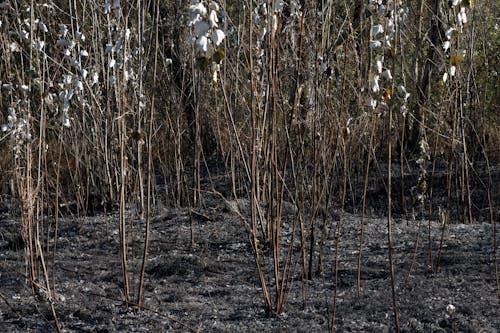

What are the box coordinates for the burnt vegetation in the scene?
[0,0,498,332]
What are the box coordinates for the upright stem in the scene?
[357,117,377,296]
[387,2,400,331]
[137,0,159,310]
[387,90,400,333]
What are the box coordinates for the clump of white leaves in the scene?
[103,1,142,91]
[104,0,121,18]
[415,136,430,205]
[0,1,94,142]
[368,1,434,208]
[441,1,473,83]
[103,1,147,120]
[247,0,289,112]
[54,22,90,128]
[250,0,286,65]
[187,1,226,82]
[367,0,411,115]
[0,5,40,154]
[0,106,31,159]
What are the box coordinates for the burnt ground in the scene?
[0,166,499,332]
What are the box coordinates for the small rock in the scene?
[446,304,456,314]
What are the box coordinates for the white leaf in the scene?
[212,69,218,83]
[272,14,278,33]
[377,4,385,16]
[442,72,448,83]
[105,43,114,54]
[372,24,384,36]
[443,41,450,52]
[387,18,394,33]
[209,10,218,27]
[64,75,73,85]
[38,21,48,33]
[274,0,283,12]
[9,42,21,52]
[369,40,381,49]
[450,65,456,77]
[92,72,99,85]
[104,2,111,14]
[403,92,410,102]
[209,1,219,11]
[253,12,260,25]
[187,12,201,26]
[59,24,68,37]
[74,80,83,91]
[75,31,85,41]
[445,28,455,40]
[190,3,207,16]
[115,37,123,50]
[321,62,328,73]
[371,75,380,93]
[196,35,209,53]
[20,30,29,40]
[382,69,392,80]
[212,29,225,46]
[63,117,71,128]
[460,7,467,24]
[33,40,45,51]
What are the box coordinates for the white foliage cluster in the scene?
[105,28,135,86]
[0,68,31,156]
[103,0,145,103]
[0,6,84,145]
[415,135,430,205]
[367,0,410,116]
[1,107,30,148]
[248,0,288,112]
[442,1,473,83]
[187,1,226,54]
[104,0,121,18]
[54,23,90,128]
[0,0,147,149]
[251,0,287,63]
[105,2,147,117]
[368,0,404,50]
[187,1,226,83]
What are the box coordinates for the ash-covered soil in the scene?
[1,192,499,332]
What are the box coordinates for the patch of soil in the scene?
[0,194,499,332]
